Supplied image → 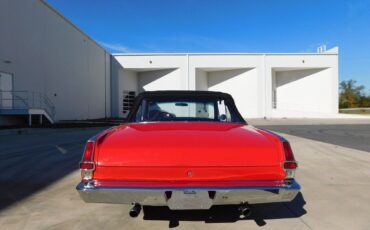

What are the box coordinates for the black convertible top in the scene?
[125,90,246,123]
[136,90,233,99]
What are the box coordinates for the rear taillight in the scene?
[282,141,297,179]
[80,140,95,180]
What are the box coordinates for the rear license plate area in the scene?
[166,190,213,210]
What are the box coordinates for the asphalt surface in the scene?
[255,124,370,152]
[1,119,370,229]
[0,127,106,212]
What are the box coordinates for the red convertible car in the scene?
[77,91,300,217]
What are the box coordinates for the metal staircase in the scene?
[0,91,55,125]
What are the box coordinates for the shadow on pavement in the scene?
[143,192,306,228]
[257,124,370,152]
[0,127,108,212]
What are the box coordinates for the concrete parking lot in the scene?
[1,119,370,229]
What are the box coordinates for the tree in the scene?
[339,80,366,108]
[359,95,370,108]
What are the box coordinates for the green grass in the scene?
[340,109,370,115]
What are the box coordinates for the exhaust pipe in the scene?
[129,203,142,218]
[238,203,251,218]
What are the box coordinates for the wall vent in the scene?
[122,91,136,116]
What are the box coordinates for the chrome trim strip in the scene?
[259,128,288,142]
[77,180,300,191]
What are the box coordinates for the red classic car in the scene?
[76,91,300,217]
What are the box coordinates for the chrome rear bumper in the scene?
[76,180,300,210]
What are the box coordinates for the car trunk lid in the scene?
[93,122,285,181]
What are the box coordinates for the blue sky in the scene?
[48,0,370,90]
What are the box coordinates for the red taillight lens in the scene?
[82,141,94,162]
[80,140,95,180]
[79,162,95,170]
[282,141,297,179]
[284,161,298,169]
[282,141,295,162]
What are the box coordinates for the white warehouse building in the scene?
[112,52,338,119]
[0,0,339,125]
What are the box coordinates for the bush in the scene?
[339,80,370,108]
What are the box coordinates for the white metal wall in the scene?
[0,0,110,121]
[272,68,333,116]
[206,68,259,118]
